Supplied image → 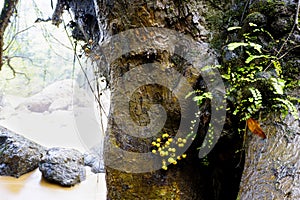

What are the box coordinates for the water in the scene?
[0,90,108,199]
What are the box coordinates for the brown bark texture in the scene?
[238,103,300,199]
[0,0,19,70]
[51,0,300,199]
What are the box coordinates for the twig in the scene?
[278,45,300,60]
[236,122,248,168]
[276,1,300,58]
[207,0,223,11]
[62,15,108,118]
[3,56,30,82]
[8,55,38,66]
[296,0,300,31]
[240,0,251,24]
[3,25,35,51]
[265,2,300,71]
[35,17,52,23]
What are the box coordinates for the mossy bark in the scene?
[50,0,300,199]
[102,1,222,199]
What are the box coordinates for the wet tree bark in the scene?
[97,1,226,199]
[51,0,300,199]
[52,0,237,199]
[238,101,300,199]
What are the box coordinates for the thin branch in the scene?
[35,17,52,23]
[3,25,35,51]
[265,3,300,71]
[3,56,30,82]
[36,23,71,61]
[207,0,223,11]
[31,0,72,59]
[276,2,300,58]
[278,45,300,60]
[42,29,73,50]
[8,55,41,67]
[240,0,251,24]
[296,0,300,31]
[62,15,108,117]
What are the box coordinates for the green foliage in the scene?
[186,90,212,105]
[222,23,298,120]
[227,42,262,53]
[190,23,298,147]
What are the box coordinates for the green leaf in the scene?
[248,42,262,53]
[192,92,213,105]
[274,98,299,119]
[221,74,230,80]
[227,42,248,51]
[227,42,262,53]
[249,23,257,27]
[271,60,282,76]
[227,26,242,31]
[270,78,285,95]
[245,54,272,64]
[185,91,194,99]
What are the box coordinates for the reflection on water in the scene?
[0,106,107,200]
[0,169,106,200]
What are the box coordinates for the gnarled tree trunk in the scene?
[98,1,227,199]
[51,0,300,199]
[52,0,241,199]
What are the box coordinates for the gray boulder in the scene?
[16,79,90,113]
[84,152,105,174]
[0,126,46,178]
[39,147,86,186]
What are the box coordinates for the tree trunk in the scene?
[238,102,300,199]
[52,0,299,199]
[53,0,241,199]
[0,0,19,70]
[99,1,225,199]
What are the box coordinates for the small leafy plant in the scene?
[154,23,299,170]
[223,23,298,122]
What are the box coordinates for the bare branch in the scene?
[3,25,35,52]
[296,0,300,31]
[35,17,52,23]
[3,56,30,82]
[275,2,300,58]
[62,16,108,118]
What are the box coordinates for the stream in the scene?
[0,90,107,200]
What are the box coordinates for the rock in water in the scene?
[84,152,105,174]
[16,79,90,113]
[39,147,86,186]
[0,126,46,178]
